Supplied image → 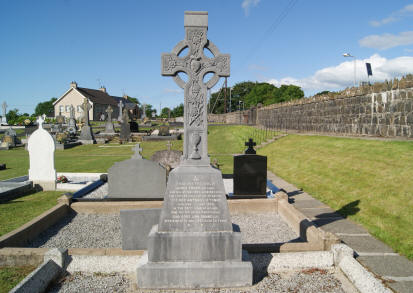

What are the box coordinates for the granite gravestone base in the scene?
[233,154,267,198]
[136,166,252,288]
[78,125,95,144]
[107,157,166,199]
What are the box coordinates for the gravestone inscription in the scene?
[136,11,252,289]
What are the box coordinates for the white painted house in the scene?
[53,82,139,121]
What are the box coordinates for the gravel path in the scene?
[83,182,108,199]
[48,268,346,293]
[28,212,297,249]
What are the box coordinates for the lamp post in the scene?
[343,53,356,87]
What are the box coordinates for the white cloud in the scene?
[266,54,413,95]
[359,31,413,50]
[370,3,413,26]
[242,0,260,16]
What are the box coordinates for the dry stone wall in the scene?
[209,75,413,138]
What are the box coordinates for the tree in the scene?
[34,97,57,117]
[145,104,156,118]
[126,96,140,105]
[171,103,184,117]
[6,108,20,124]
[160,107,171,118]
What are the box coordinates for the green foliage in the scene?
[171,103,184,117]
[34,97,57,117]
[160,107,171,118]
[144,104,156,118]
[6,108,20,125]
[208,81,304,113]
[126,96,140,105]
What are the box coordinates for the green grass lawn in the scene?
[0,266,35,292]
[259,135,413,260]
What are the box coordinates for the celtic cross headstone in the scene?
[81,98,91,125]
[137,11,252,289]
[161,11,229,164]
[78,98,95,144]
[106,105,113,121]
[104,105,115,134]
[118,100,123,122]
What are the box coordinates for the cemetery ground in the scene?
[0,125,412,291]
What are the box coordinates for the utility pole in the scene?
[224,77,227,113]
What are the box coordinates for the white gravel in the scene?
[28,212,297,249]
[48,267,346,293]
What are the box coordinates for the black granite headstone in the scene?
[233,154,267,196]
[129,121,139,132]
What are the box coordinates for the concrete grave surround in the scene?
[137,11,252,289]
[27,115,56,190]
[107,144,166,199]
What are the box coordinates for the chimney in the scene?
[99,86,106,93]
[70,81,77,88]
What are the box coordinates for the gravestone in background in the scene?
[129,120,139,132]
[1,102,7,125]
[136,11,252,289]
[103,105,116,134]
[118,100,123,122]
[107,143,166,199]
[119,108,131,141]
[233,138,267,197]
[78,98,95,144]
[27,115,56,190]
[55,111,65,125]
[158,124,170,136]
[67,105,77,136]
[151,141,182,169]
[3,127,17,147]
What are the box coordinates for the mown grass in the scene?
[0,266,36,292]
[0,191,62,236]
[259,135,413,260]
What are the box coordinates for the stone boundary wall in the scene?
[209,75,413,138]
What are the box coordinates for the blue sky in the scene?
[1,0,412,114]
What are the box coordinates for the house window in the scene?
[59,105,64,113]
[77,105,82,112]
[65,105,70,113]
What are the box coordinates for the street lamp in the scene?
[343,53,356,87]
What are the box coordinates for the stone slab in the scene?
[341,235,394,254]
[142,134,178,141]
[147,225,242,262]
[357,255,413,277]
[312,218,368,234]
[290,199,329,209]
[387,281,413,293]
[298,207,344,219]
[107,158,166,199]
[120,208,161,250]
[137,253,253,289]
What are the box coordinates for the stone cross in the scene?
[132,143,143,159]
[142,104,147,118]
[118,100,123,121]
[106,105,113,121]
[166,140,172,151]
[81,98,92,125]
[2,102,7,117]
[245,138,257,154]
[161,11,230,164]
[37,115,45,129]
[70,105,75,119]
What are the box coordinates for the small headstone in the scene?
[3,127,17,147]
[103,105,116,134]
[0,163,5,170]
[78,98,95,144]
[55,111,65,124]
[129,120,139,132]
[1,102,7,125]
[158,125,170,136]
[107,143,166,199]
[118,100,124,122]
[233,138,267,197]
[67,105,77,136]
[27,115,56,190]
[119,108,131,141]
[150,141,182,169]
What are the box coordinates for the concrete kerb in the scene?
[9,259,62,293]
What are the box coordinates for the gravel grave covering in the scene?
[28,212,298,249]
[83,182,108,199]
[48,272,129,293]
[48,267,346,293]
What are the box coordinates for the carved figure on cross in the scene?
[245,138,257,154]
[161,11,230,163]
[106,105,113,121]
[81,98,92,125]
